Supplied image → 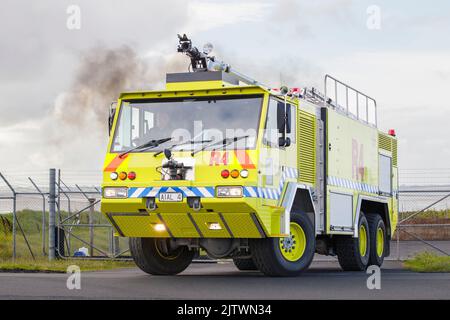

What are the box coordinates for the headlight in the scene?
[216,186,243,198]
[103,187,128,198]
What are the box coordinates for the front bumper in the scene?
[101,195,284,239]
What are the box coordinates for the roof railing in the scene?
[324,74,378,127]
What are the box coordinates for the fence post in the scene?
[114,234,120,257]
[49,168,56,261]
[88,198,95,256]
[12,194,16,261]
[0,172,17,261]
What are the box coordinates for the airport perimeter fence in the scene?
[0,169,449,262]
[0,170,129,261]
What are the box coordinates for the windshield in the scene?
[111,95,263,153]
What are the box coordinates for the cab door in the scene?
[259,97,297,204]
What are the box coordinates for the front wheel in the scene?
[129,237,194,275]
[250,212,315,276]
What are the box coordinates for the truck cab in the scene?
[102,72,303,272]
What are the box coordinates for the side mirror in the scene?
[108,102,117,136]
[277,101,292,147]
[285,137,291,147]
[286,104,291,134]
[278,137,291,147]
[277,101,286,134]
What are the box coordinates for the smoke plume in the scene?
[53,45,185,133]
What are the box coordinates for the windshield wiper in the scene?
[153,138,213,157]
[191,135,249,156]
[119,137,172,158]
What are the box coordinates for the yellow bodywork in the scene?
[102,82,286,238]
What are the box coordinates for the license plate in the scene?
[159,192,183,202]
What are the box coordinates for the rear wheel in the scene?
[233,257,258,271]
[336,213,370,271]
[129,237,194,275]
[367,214,386,266]
[250,212,315,276]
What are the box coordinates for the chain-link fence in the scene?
[0,170,130,261]
[394,187,450,259]
[1,170,450,262]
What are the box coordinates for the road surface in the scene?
[0,260,448,300]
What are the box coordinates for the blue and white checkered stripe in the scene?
[242,186,279,200]
[327,176,379,194]
[244,166,298,200]
[128,166,299,200]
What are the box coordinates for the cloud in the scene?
[0,0,190,126]
[0,0,190,172]
[186,0,272,32]
[0,47,187,172]
[0,0,449,179]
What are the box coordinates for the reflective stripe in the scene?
[197,187,213,197]
[126,166,301,200]
[131,188,145,198]
[179,186,196,197]
[148,187,160,197]
[327,176,379,194]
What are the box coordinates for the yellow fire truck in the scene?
[101,35,398,276]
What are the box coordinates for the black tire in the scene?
[249,212,315,276]
[335,213,370,271]
[233,257,258,271]
[366,214,386,266]
[129,237,194,275]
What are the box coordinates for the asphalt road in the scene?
[0,260,449,300]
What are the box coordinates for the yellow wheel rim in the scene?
[279,222,306,262]
[359,224,368,257]
[376,227,384,257]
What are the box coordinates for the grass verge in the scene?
[0,258,135,273]
[403,252,450,272]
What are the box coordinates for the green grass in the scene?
[403,252,450,272]
[0,233,13,259]
[0,257,135,273]
[399,209,450,220]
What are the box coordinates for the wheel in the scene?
[367,214,386,266]
[335,213,370,271]
[249,212,315,276]
[233,257,258,271]
[129,237,194,275]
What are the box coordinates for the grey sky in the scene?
[0,0,449,178]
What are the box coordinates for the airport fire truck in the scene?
[101,35,398,276]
